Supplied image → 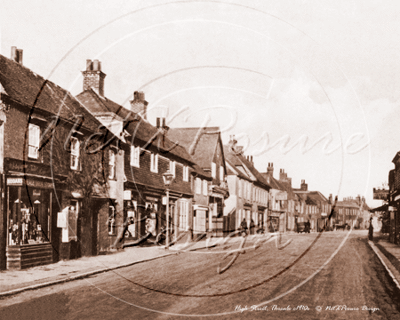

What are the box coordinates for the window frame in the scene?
[211,162,216,178]
[169,160,176,177]
[202,180,208,196]
[183,166,189,182]
[150,153,158,173]
[70,137,80,171]
[28,123,40,159]
[130,146,140,168]
[109,149,116,180]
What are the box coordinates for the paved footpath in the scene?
[0,236,237,297]
[0,246,176,297]
[368,234,400,291]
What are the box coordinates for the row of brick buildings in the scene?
[0,47,369,270]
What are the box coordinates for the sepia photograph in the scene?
[0,0,399,319]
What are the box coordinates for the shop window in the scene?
[8,187,50,246]
[108,205,116,235]
[28,123,40,159]
[109,149,116,179]
[130,146,140,168]
[183,166,189,182]
[70,137,80,170]
[150,153,158,173]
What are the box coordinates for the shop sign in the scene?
[57,208,68,228]
[7,178,24,186]
[373,188,389,201]
[32,189,41,196]
[124,190,132,200]
[5,159,51,176]
[275,192,287,201]
[26,179,54,189]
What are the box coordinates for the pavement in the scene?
[0,236,241,298]
[2,231,400,300]
[368,233,400,290]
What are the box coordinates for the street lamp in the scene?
[163,171,174,248]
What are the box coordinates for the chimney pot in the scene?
[11,46,17,61]
[162,117,166,128]
[156,118,160,128]
[16,49,23,64]
[86,59,92,71]
[93,59,100,71]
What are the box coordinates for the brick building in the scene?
[77,60,197,244]
[167,127,229,237]
[0,49,122,269]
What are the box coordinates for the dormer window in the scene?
[70,137,80,170]
[28,123,40,159]
[150,153,158,173]
[219,166,224,182]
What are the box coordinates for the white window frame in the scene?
[70,137,80,170]
[150,153,158,173]
[212,162,216,178]
[202,180,208,196]
[28,123,40,159]
[109,149,116,179]
[195,177,202,194]
[130,146,140,168]
[219,166,224,182]
[183,166,189,182]
[169,161,176,177]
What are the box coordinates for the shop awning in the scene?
[370,204,388,212]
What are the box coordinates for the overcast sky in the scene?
[2,0,398,207]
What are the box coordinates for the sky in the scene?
[1,0,399,207]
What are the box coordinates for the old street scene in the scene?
[1,1,400,320]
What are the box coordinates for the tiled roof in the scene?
[0,55,100,132]
[294,190,329,205]
[167,127,220,170]
[336,198,370,211]
[260,172,284,191]
[76,89,195,165]
[278,180,295,200]
[223,145,270,190]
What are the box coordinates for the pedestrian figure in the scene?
[240,218,248,236]
[368,218,374,241]
[250,219,255,235]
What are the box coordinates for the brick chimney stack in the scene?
[300,179,308,191]
[82,59,106,96]
[130,91,148,120]
[11,46,23,65]
[228,135,238,150]
[267,162,274,177]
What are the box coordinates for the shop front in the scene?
[5,176,57,269]
[267,211,281,232]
